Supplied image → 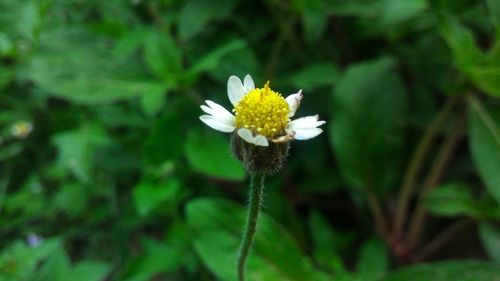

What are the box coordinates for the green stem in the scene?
[393,96,457,239]
[468,95,500,144]
[407,111,465,249]
[238,173,265,281]
[367,188,389,239]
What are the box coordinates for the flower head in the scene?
[11,121,33,139]
[199,75,325,174]
[200,75,325,147]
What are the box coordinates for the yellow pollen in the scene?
[234,81,290,138]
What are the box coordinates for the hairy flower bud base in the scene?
[231,133,290,175]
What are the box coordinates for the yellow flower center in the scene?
[234,81,290,138]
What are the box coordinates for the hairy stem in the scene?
[238,173,265,281]
[393,96,457,239]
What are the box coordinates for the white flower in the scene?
[11,121,33,139]
[199,75,325,147]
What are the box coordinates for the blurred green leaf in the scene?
[327,0,427,36]
[303,10,328,44]
[295,0,328,44]
[208,46,260,83]
[53,183,87,218]
[186,198,328,281]
[185,129,245,181]
[424,182,478,217]
[72,261,110,281]
[133,179,181,216]
[37,249,110,281]
[468,98,500,204]
[326,0,374,16]
[3,176,45,217]
[26,28,159,105]
[356,238,388,281]
[469,67,500,97]
[37,249,72,281]
[51,125,111,183]
[144,31,182,82]
[289,63,339,91]
[113,26,149,58]
[0,239,61,281]
[334,273,361,281]
[440,17,485,69]
[485,0,500,29]
[187,39,246,77]
[359,0,428,36]
[178,0,238,41]
[330,57,407,192]
[0,65,13,89]
[143,113,184,165]
[0,32,12,56]
[308,210,355,272]
[140,83,168,117]
[439,17,500,97]
[122,238,184,281]
[0,143,23,161]
[0,0,41,42]
[330,0,427,17]
[479,222,500,262]
[378,260,500,281]
[488,37,500,67]
[424,182,500,219]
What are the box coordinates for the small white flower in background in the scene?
[199,75,325,146]
[11,121,33,139]
[26,233,43,247]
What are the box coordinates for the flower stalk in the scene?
[238,173,265,281]
[199,75,324,279]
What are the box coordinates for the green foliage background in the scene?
[0,0,499,280]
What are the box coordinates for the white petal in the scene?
[205,100,234,119]
[243,74,255,92]
[286,90,303,117]
[200,105,213,115]
[237,128,269,147]
[294,128,323,140]
[201,100,235,125]
[253,135,269,147]
[288,115,326,130]
[237,128,255,144]
[200,115,235,133]
[286,115,326,140]
[227,76,246,105]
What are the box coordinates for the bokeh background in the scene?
[1,0,499,280]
